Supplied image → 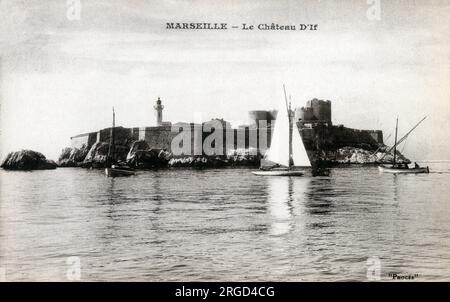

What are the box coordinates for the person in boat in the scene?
[414,162,420,168]
[260,163,280,171]
[393,163,408,169]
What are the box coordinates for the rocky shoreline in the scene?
[1,142,409,171]
[57,143,262,169]
[55,141,409,169]
[312,146,410,165]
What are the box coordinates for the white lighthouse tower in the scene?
[154,97,164,126]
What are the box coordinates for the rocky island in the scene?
[1,98,408,172]
[56,98,409,169]
[1,150,57,171]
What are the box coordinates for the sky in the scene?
[0,0,449,161]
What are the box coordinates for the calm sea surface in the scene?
[1,163,450,281]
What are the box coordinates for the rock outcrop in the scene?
[58,145,90,167]
[82,141,131,168]
[57,134,410,170]
[226,148,260,166]
[316,147,410,165]
[82,142,110,168]
[168,148,260,168]
[168,156,227,168]
[1,150,57,170]
[126,140,171,168]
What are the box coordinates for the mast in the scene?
[107,107,115,167]
[393,116,398,165]
[387,116,427,154]
[378,116,427,162]
[283,85,292,169]
[112,107,115,163]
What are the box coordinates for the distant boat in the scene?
[105,107,135,177]
[105,165,135,177]
[378,116,429,174]
[378,165,429,174]
[252,85,311,176]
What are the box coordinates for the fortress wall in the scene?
[257,127,271,154]
[324,126,382,150]
[143,127,176,150]
[71,132,97,149]
[249,129,258,150]
[70,123,384,157]
[202,125,227,156]
[295,107,314,121]
[299,128,315,150]
[71,134,89,149]
[236,128,247,150]
[88,132,98,146]
[297,99,332,125]
[316,101,331,122]
[171,123,202,156]
[131,128,140,141]
[248,111,269,126]
[365,130,383,144]
[98,127,133,146]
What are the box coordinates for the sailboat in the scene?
[105,107,135,177]
[378,116,429,174]
[252,85,311,176]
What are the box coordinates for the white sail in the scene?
[292,122,311,167]
[266,98,290,167]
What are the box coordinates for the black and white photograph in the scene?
[0,0,449,289]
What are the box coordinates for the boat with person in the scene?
[105,164,135,177]
[252,85,311,176]
[378,116,429,174]
[378,164,429,174]
[105,107,136,177]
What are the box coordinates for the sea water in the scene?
[0,162,449,281]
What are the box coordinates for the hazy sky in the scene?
[1,0,449,160]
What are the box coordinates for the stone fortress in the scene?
[68,97,385,165]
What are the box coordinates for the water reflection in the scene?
[152,173,163,213]
[266,177,311,236]
[305,178,335,217]
[392,174,399,202]
[1,165,450,281]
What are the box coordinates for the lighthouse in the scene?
[154,97,164,126]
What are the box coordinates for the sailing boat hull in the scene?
[378,165,429,174]
[252,170,304,176]
[105,167,135,177]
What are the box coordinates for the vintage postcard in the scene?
[0,0,449,289]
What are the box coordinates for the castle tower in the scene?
[154,97,164,126]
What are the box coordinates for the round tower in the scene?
[154,97,164,126]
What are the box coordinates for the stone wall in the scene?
[70,132,97,149]
[144,126,177,150]
[70,123,383,157]
[98,127,133,147]
[305,125,383,152]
